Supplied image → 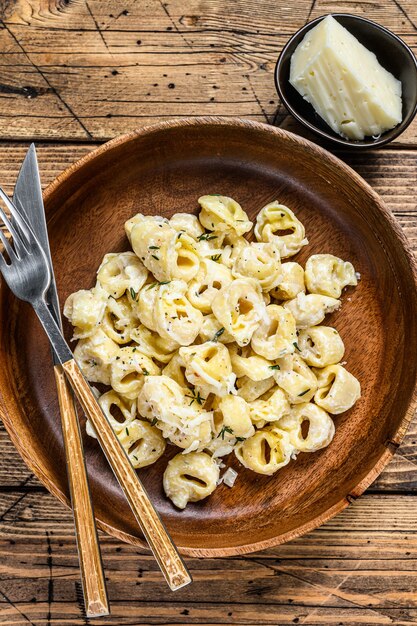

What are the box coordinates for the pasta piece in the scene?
[229,344,283,381]
[254,202,308,258]
[97,251,148,299]
[100,295,138,344]
[278,403,335,452]
[305,254,358,298]
[273,354,318,404]
[235,428,294,475]
[124,213,168,244]
[98,390,136,433]
[179,341,236,397]
[249,387,290,428]
[198,195,252,235]
[314,364,361,414]
[297,326,345,367]
[236,375,275,402]
[187,259,233,313]
[232,242,282,292]
[130,324,179,364]
[155,280,203,346]
[137,376,213,452]
[251,304,297,360]
[219,230,249,269]
[163,452,220,509]
[130,219,200,283]
[211,278,266,347]
[63,285,108,339]
[110,346,160,400]
[74,328,120,385]
[117,419,166,469]
[271,262,305,300]
[169,213,205,240]
[207,395,254,457]
[283,292,341,328]
[199,314,235,344]
[162,351,189,388]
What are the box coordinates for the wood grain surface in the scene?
[0,0,417,624]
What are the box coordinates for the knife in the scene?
[13,145,110,618]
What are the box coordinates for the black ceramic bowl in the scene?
[275,14,417,148]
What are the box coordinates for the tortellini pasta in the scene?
[271,262,305,300]
[235,428,294,475]
[254,202,308,258]
[198,195,252,236]
[97,252,148,299]
[187,259,233,313]
[118,419,166,469]
[73,328,119,385]
[130,217,200,283]
[283,292,341,328]
[163,452,220,509]
[169,213,204,240]
[211,278,266,347]
[154,280,203,345]
[278,403,335,452]
[110,346,160,399]
[179,342,236,397]
[297,326,345,368]
[232,242,282,292]
[251,304,297,360]
[305,254,357,298]
[137,376,213,453]
[63,285,107,339]
[314,364,361,414]
[65,195,361,510]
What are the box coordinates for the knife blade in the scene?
[13,145,61,351]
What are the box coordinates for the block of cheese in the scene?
[289,15,402,140]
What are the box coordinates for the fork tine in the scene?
[0,198,28,254]
[0,250,8,273]
[0,187,33,245]
[0,228,17,263]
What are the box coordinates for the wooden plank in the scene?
[0,0,417,143]
[1,492,417,624]
[0,142,416,493]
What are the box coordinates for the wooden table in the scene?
[1,1,417,624]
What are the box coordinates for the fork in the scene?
[0,187,192,592]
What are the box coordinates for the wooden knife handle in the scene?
[62,358,192,592]
[54,365,109,617]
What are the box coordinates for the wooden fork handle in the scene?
[62,358,192,592]
[54,365,109,617]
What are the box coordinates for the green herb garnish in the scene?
[211,254,222,262]
[141,368,149,376]
[150,417,158,427]
[185,389,205,406]
[269,364,280,370]
[235,436,246,443]
[293,342,301,352]
[130,287,138,301]
[147,280,171,289]
[125,427,129,436]
[298,388,310,397]
[212,327,225,342]
[197,233,217,242]
[217,425,234,440]
[149,245,160,250]
[151,254,159,261]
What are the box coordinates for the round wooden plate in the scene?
[1,118,417,557]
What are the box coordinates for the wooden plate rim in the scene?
[1,116,416,557]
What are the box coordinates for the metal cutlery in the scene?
[0,183,192,592]
[13,145,109,618]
